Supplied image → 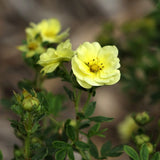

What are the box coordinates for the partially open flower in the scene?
[38,40,74,74]
[71,42,120,89]
[18,39,45,58]
[26,19,69,43]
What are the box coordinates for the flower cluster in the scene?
[18,18,120,89]
[18,18,69,58]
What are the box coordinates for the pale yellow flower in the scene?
[38,40,74,74]
[26,19,68,43]
[18,39,45,58]
[118,115,139,142]
[71,42,120,89]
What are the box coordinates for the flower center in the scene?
[28,42,38,50]
[90,64,99,73]
[87,59,104,73]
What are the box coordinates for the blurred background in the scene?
[0,0,157,159]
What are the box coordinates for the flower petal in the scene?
[76,42,101,63]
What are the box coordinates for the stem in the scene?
[74,89,81,113]
[83,92,92,112]
[73,89,82,141]
[24,113,32,160]
[34,71,44,89]
[24,132,31,160]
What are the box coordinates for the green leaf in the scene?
[45,93,65,116]
[79,120,90,129]
[100,141,112,157]
[77,112,85,120]
[84,102,96,117]
[55,149,67,160]
[107,145,123,157]
[140,144,149,160]
[75,141,89,150]
[0,150,3,160]
[124,145,140,160]
[53,141,70,149]
[66,125,76,141]
[88,123,100,137]
[151,152,160,160]
[67,147,75,160]
[32,148,48,160]
[89,140,99,159]
[88,116,113,122]
[63,86,74,101]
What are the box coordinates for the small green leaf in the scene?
[79,120,90,129]
[64,86,74,101]
[140,144,149,160]
[53,141,70,149]
[100,141,112,157]
[0,150,3,160]
[67,147,75,160]
[151,152,160,160]
[32,148,48,160]
[66,125,76,141]
[46,93,65,116]
[55,149,67,160]
[88,116,113,122]
[75,141,89,150]
[107,145,123,157]
[88,123,100,137]
[89,140,99,159]
[124,145,140,160]
[77,112,85,120]
[84,102,96,117]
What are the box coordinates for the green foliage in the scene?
[140,144,149,160]
[44,92,65,116]
[89,140,99,159]
[88,116,113,122]
[124,144,160,160]
[84,102,96,117]
[55,149,67,160]
[0,150,3,160]
[124,145,140,160]
[66,125,76,141]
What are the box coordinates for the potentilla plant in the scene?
[1,18,131,160]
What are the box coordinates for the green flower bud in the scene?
[135,112,150,125]
[14,150,22,157]
[134,134,150,145]
[22,89,39,111]
[146,142,154,154]
[69,120,76,127]
[31,137,41,144]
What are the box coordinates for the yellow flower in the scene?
[26,19,69,43]
[38,40,74,74]
[25,23,39,40]
[118,115,139,142]
[18,39,45,58]
[71,42,120,89]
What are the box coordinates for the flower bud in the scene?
[135,112,150,125]
[22,89,39,111]
[146,142,154,154]
[69,120,76,127]
[134,134,150,145]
